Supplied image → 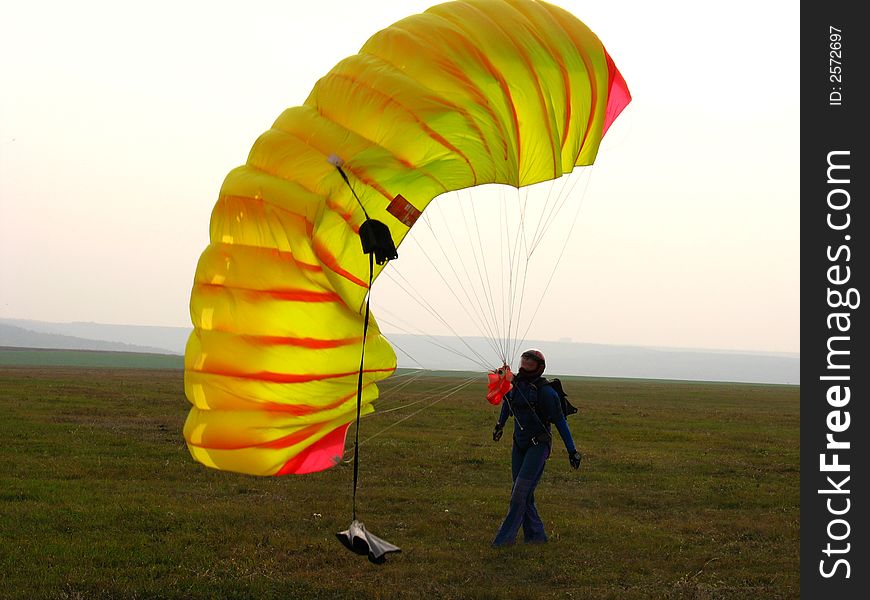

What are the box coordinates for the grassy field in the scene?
[0,365,799,599]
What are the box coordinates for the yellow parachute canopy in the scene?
[184,0,631,476]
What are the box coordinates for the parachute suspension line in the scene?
[375,282,493,370]
[376,310,492,371]
[480,191,513,361]
[499,188,515,362]
[511,184,538,362]
[525,177,560,259]
[500,383,523,431]
[421,201,504,362]
[504,185,530,364]
[517,181,533,254]
[329,158,370,220]
[373,370,457,413]
[374,169,592,373]
[357,371,455,417]
[509,181,547,362]
[529,170,587,255]
[509,262,532,363]
[495,170,592,362]
[460,192,507,363]
[342,375,479,458]
[370,370,428,409]
[497,194,508,359]
[510,262,533,362]
[369,397,429,416]
[383,336,426,371]
[506,185,532,360]
[510,178,550,362]
[351,251,374,522]
[377,368,428,381]
[343,376,474,455]
[451,191,491,358]
[381,267,495,367]
[514,168,596,360]
[375,369,427,391]
[396,223,504,362]
[498,197,508,364]
[529,177,570,255]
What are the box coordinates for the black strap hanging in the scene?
[351,251,374,522]
[331,157,401,563]
[330,157,398,265]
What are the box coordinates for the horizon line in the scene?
[1,316,800,357]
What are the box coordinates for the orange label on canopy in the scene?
[386,194,422,227]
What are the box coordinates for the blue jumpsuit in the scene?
[492,377,577,546]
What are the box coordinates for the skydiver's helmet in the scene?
[521,348,546,366]
[519,348,546,380]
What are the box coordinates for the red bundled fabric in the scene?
[486,366,514,405]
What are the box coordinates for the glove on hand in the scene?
[493,422,504,442]
[569,450,582,470]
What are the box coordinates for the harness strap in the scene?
[510,379,551,438]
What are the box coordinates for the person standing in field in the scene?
[491,348,582,546]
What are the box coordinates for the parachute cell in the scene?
[184,0,631,476]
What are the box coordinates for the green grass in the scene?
[0,366,799,599]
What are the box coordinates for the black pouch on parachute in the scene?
[359,219,398,265]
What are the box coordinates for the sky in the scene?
[0,0,799,355]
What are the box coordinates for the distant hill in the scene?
[0,318,799,384]
[384,334,799,385]
[0,347,183,369]
[0,319,188,354]
[0,323,177,355]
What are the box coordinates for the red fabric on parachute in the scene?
[487,367,514,405]
[276,423,350,475]
[603,50,632,137]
